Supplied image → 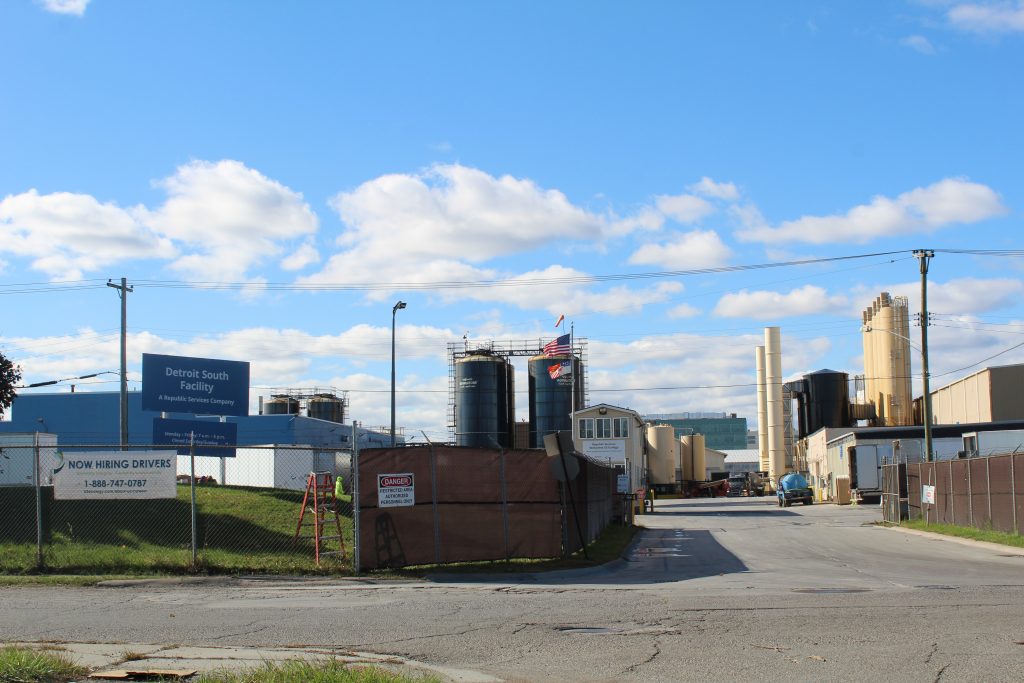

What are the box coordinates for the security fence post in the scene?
[967,458,973,528]
[986,457,992,527]
[949,460,955,526]
[1012,454,1018,535]
[34,431,44,570]
[352,420,360,575]
[190,433,198,569]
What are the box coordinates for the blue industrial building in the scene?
[0,391,396,449]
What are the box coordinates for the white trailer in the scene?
[962,429,1024,458]
[175,445,347,490]
[0,433,60,486]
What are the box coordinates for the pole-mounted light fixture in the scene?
[391,301,407,448]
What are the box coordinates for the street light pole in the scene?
[391,300,406,448]
[915,249,935,462]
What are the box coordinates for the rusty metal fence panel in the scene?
[0,443,355,574]
[356,445,617,571]
[901,453,1022,536]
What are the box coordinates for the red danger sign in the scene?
[377,473,415,508]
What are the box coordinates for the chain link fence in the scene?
[0,441,354,574]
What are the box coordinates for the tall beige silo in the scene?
[765,326,786,479]
[862,293,913,426]
[691,434,707,482]
[679,436,694,481]
[755,345,769,473]
[647,423,678,486]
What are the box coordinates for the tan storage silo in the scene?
[647,424,677,486]
[692,434,707,482]
[678,436,693,482]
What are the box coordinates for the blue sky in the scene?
[2,0,1023,441]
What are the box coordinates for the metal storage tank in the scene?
[528,354,583,448]
[263,395,300,415]
[683,434,707,482]
[803,369,851,435]
[455,352,515,448]
[678,436,693,482]
[307,394,345,423]
[647,424,677,486]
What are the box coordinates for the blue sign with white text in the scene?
[142,353,250,417]
[153,418,237,457]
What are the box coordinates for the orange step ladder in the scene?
[293,471,347,566]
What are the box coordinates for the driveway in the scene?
[3,497,1022,682]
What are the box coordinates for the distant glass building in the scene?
[642,412,749,451]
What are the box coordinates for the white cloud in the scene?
[628,229,733,269]
[688,177,740,201]
[145,160,318,282]
[668,303,701,319]
[654,194,714,223]
[328,164,608,263]
[280,241,320,271]
[901,34,938,53]
[586,331,831,419]
[713,285,849,320]
[37,0,89,16]
[303,164,672,314]
[0,189,175,279]
[737,178,1005,244]
[853,277,1024,317]
[948,1,1024,33]
[1,160,320,282]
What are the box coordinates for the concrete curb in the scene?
[883,524,1024,556]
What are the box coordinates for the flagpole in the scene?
[570,322,575,423]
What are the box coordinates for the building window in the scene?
[596,418,611,438]
[579,418,594,439]
[613,417,629,438]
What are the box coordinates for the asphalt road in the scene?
[4,497,1023,682]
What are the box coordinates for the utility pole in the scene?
[107,277,133,450]
[914,250,934,462]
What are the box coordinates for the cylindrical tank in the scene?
[804,369,850,434]
[455,352,515,448]
[691,434,707,482]
[528,354,583,448]
[647,424,677,485]
[263,395,299,415]
[764,327,785,480]
[679,436,693,481]
[755,345,769,473]
[307,394,345,423]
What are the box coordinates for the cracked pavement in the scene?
[3,498,1023,682]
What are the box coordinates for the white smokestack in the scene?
[765,326,786,480]
[755,345,768,473]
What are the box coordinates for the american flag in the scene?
[548,360,573,379]
[543,333,571,357]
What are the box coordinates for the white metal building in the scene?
[573,403,646,494]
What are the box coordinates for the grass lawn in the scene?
[0,484,354,575]
[0,645,87,683]
[900,519,1024,548]
[1,483,637,578]
[196,659,439,683]
[0,646,434,683]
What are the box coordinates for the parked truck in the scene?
[777,472,814,507]
[727,471,766,497]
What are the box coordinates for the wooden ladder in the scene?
[293,471,347,566]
